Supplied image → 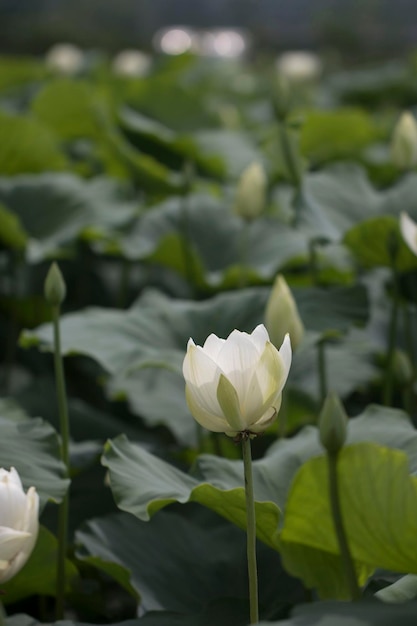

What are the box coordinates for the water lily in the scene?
[0,467,39,584]
[183,324,291,437]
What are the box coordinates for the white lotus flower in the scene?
[400,212,417,256]
[0,468,39,584]
[183,324,291,437]
[265,274,304,350]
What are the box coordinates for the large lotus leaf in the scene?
[298,164,380,239]
[0,173,137,262]
[192,129,265,179]
[121,72,218,132]
[297,165,417,245]
[0,111,67,175]
[20,289,270,375]
[0,202,28,250]
[0,411,68,506]
[0,56,46,93]
[18,375,151,444]
[118,107,224,178]
[289,328,377,402]
[5,600,249,626]
[293,284,369,333]
[108,367,197,446]
[279,541,372,602]
[380,172,417,217]
[102,434,281,550]
[260,600,417,626]
[376,574,417,603]
[101,124,183,193]
[344,215,417,270]
[117,194,308,285]
[102,406,417,548]
[265,404,417,478]
[30,79,182,190]
[76,509,299,615]
[300,109,377,164]
[31,79,101,140]
[280,442,417,596]
[2,526,78,604]
[328,60,412,106]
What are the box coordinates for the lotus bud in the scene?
[271,74,291,122]
[44,262,66,306]
[265,275,304,350]
[400,212,417,256]
[183,324,292,437]
[390,112,417,169]
[234,162,267,221]
[318,393,348,455]
[0,467,39,583]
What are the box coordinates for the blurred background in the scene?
[1,0,417,62]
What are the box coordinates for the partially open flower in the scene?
[0,468,39,584]
[183,324,291,437]
[400,212,417,256]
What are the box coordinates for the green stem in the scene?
[117,259,131,308]
[52,305,70,619]
[239,220,250,289]
[327,453,361,601]
[318,339,327,405]
[309,239,319,285]
[180,161,198,297]
[383,269,400,406]
[277,389,288,438]
[404,305,416,371]
[278,122,302,189]
[0,600,6,626]
[242,437,259,624]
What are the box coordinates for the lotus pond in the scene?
[2,50,417,626]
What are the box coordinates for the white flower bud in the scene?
[234,162,267,221]
[183,324,292,437]
[0,468,39,583]
[44,262,66,306]
[390,112,417,169]
[265,275,304,350]
[400,212,417,256]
